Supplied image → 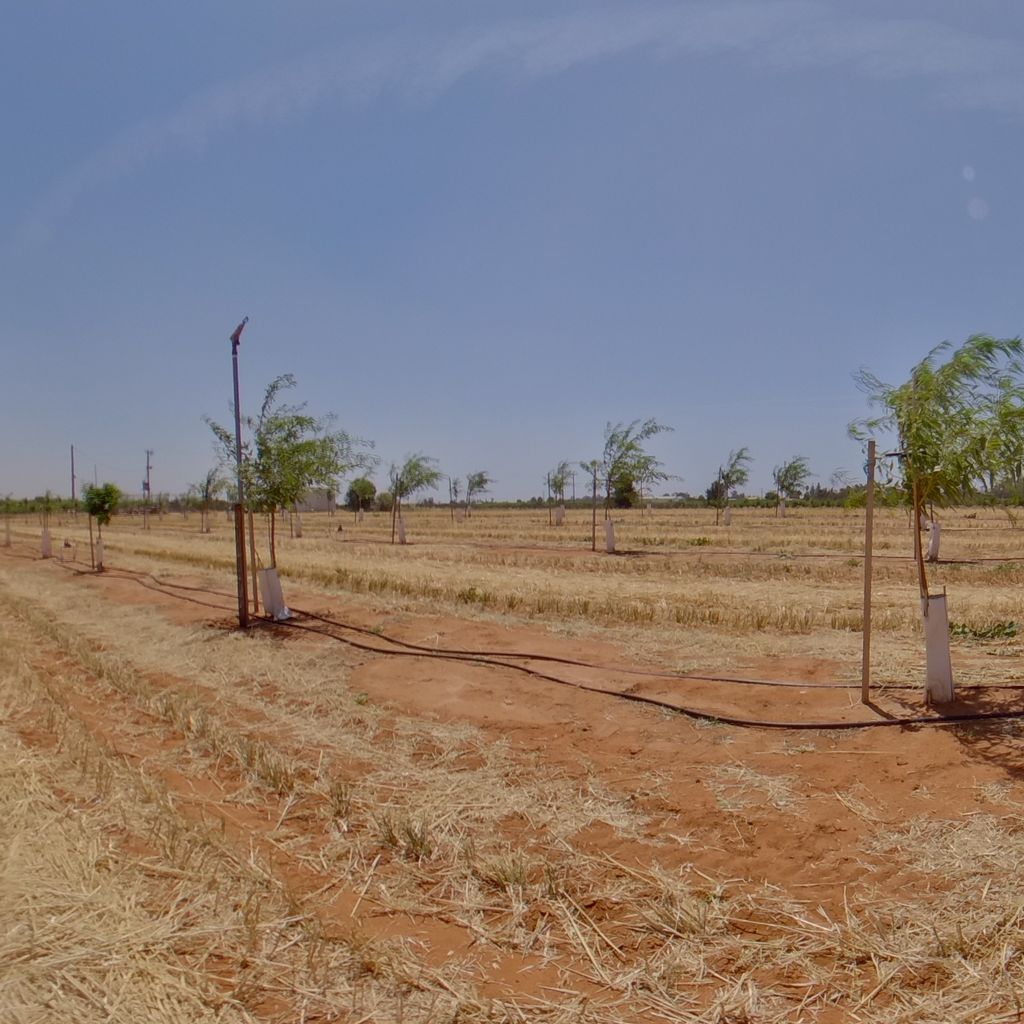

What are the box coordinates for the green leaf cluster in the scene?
[772,456,812,502]
[588,418,673,513]
[850,334,1024,509]
[548,461,571,503]
[388,454,442,501]
[207,374,376,513]
[82,482,122,526]
[708,448,752,511]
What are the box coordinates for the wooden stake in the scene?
[248,509,259,614]
[861,439,875,705]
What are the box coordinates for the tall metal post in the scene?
[230,317,250,628]
[143,449,153,528]
[70,444,77,510]
[861,439,876,704]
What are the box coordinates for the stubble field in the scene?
[4,504,1024,1022]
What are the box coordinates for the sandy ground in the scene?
[4,538,1024,1021]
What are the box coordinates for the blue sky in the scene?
[4,1,1024,500]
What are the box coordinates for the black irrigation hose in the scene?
[16,549,1024,731]
[54,557,1024,694]
[272,614,1024,732]
[285,604,1024,694]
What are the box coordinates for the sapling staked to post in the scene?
[206,374,376,567]
[707,448,752,526]
[82,483,121,571]
[387,455,441,544]
[851,333,1024,703]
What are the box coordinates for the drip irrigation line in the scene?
[284,605,1024,694]
[271,614,1024,733]
[12,549,1024,728]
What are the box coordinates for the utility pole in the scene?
[230,317,250,628]
[70,445,77,511]
[143,449,153,529]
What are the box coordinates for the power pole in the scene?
[70,445,77,509]
[230,317,250,628]
[142,450,154,529]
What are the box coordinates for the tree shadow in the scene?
[882,684,1024,781]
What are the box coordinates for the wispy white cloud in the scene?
[19,2,1024,242]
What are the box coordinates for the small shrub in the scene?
[950,621,1020,640]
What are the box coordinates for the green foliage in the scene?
[206,374,376,514]
[194,468,224,508]
[375,490,394,512]
[465,470,491,508]
[206,374,376,560]
[612,475,638,507]
[851,335,1024,509]
[346,477,376,511]
[950,620,1020,640]
[388,454,442,502]
[82,483,121,526]
[708,447,752,520]
[851,334,1024,596]
[548,461,571,502]
[772,456,812,502]
[592,418,673,515]
[387,454,442,541]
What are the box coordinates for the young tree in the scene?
[464,470,491,517]
[207,374,376,565]
[447,476,461,522]
[599,419,673,518]
[179,487,197,520]
[83,482,120,571]
[388,454,442,543]
[82,482,121,537]
[578,459,602,551]
[772,456,812,510]
[193,468,224,533]
[549,461,571,504]
[708,447,752,525]
[346,477,376,514]
[851,334,1024,597]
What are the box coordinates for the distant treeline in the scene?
[6,487,1024,516]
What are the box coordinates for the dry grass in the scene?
[6,506,1024,1021]
[16,505,1024,688]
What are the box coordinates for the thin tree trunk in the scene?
[270,511,277,567]
[248,510,259,614]
[591,471,598,552]
[912,480,928,600]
